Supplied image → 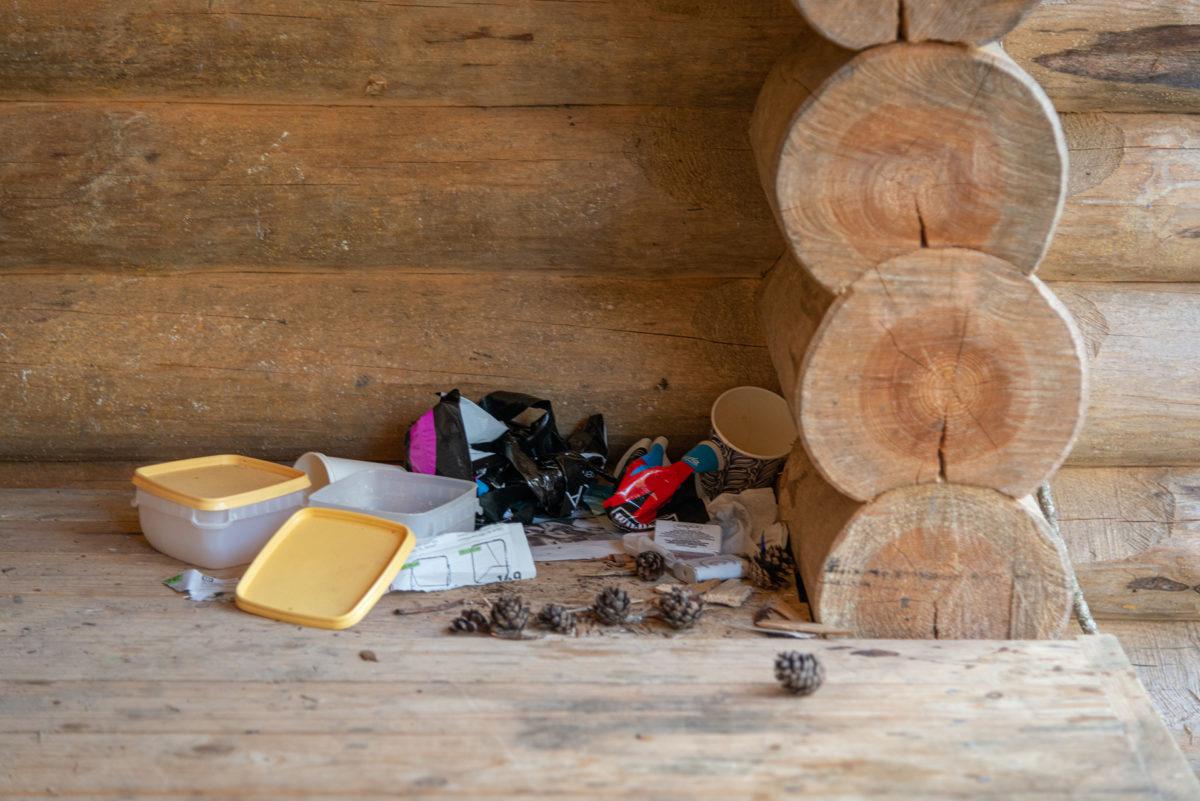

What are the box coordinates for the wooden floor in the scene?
[1,471,1198,798]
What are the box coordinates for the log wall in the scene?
[2,1,1198,499]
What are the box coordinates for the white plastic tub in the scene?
[132,455,310,569]
[135,487,307,569]
[309,468,478,541]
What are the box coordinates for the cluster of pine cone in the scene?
[747,544,795,589]
[449,593,529,637]
[448,581,708,635]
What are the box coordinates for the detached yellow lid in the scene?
[133,455,310,511]
[235,507,414,630]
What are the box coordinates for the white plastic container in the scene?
[132,455,310,569]
[309,468,478,541]
[292,451,407,494]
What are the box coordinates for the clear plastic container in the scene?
[308,468,478,541]
[134,487,307,569]
[131,455,311,569]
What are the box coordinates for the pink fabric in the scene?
[407,410,438,475]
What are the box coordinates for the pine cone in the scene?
[593,585,632,625]
[635,550,667,582]
[657,587,704,630]
[774,651,824,696]
[749,544,795,589]
[449,609,490,634]
[490,593,530,633]
[535,603,577,634]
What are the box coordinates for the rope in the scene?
[1037,482,1098,635]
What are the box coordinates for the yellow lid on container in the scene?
[235,507,414,630]
[132,455,310,511]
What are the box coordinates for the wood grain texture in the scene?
[0,272,775,462]
[3,639,1194,798]
[0,485,1195,797]
[0,103,1194,281]
[0,102,777,275]
[0,0,802,108]
[778,443,1073,639]
[751,39,1066,294]
[795,0,1040,49]
[1052,467,1200,620]
[761,254,1200,467]
[798,249,1087,501]
[1043,113,1200,282]
[1006,0,1200,113]
[1057,283,1200,466]
[1099,619,1200,774]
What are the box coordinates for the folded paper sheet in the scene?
[391,522,536,592]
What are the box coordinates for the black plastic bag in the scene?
[408,390,610,524]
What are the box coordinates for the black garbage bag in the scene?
[407,390,610,524]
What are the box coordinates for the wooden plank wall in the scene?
[1,0,1199,478]
[0,1,798,459]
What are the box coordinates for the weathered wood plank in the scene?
[0,102,779,275]
[0,0,801,108]
[9,272,1200,465]
[0,631,1192,798]
[1042,113,1200,282]
[1052,467,1200,620]
[1056,283,1200,466]
[0,483,1195,786]
[2,0,1196,118]
[3,104,1197,281]
[0,272,774,461]
[6,273,1197,465]
[1100,620,1200,774]
[1006,0,1200,113]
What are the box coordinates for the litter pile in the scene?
[140,385,800,631]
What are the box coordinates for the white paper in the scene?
[163,569,240,601]
[527,515,625,561]
[653,519,723,557]
[391,522,535,592]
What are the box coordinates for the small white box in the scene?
[653,519,723,558]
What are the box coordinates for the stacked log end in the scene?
[778,442,1072,639]
[750,39,1067,295]
[792,0,1042,50]
[754,17,1085,638]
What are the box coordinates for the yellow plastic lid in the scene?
[132,455,310,511]
[235,507,414,630]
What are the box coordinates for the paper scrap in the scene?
[653,519,722,557]
[163,569,240,601]
[527,515,624,561]
[391,522,535,592]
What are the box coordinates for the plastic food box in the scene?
[308,468,478,541]
[132,455,310,569]
[235,506,415,630]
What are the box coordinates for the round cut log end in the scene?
[769,43,1065,294]
[793,0,1041,50]
[817,483,1073,639]
[799,248,1088,502]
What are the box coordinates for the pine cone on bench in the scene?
[593,585,632,625]
[774,651,824,696]
[657,587,704,630]
[535,603,577,635]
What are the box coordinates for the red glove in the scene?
[604,460,697,532]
